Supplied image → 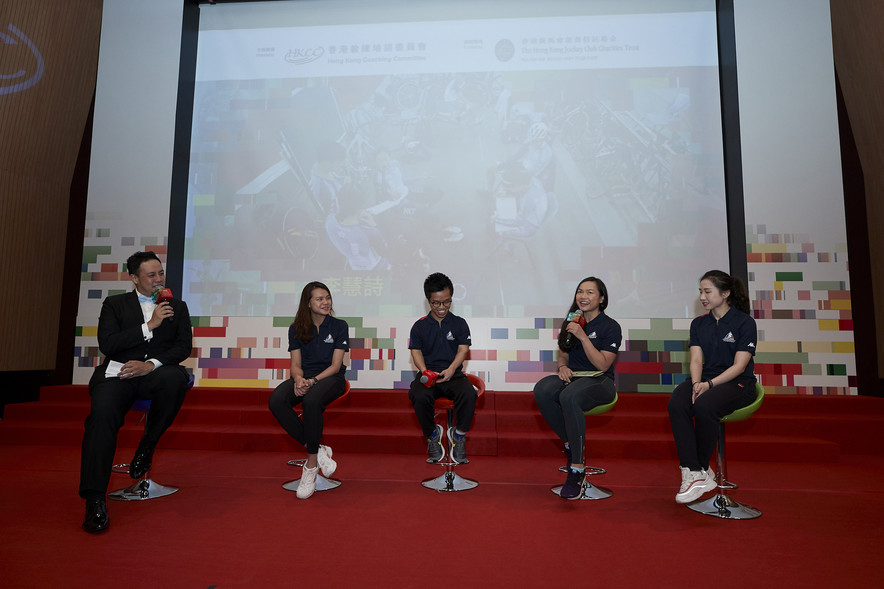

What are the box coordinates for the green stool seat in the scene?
[552,393,618,500]
[585,393,619,417]
[688,382,764,519]
[722,383,764,423]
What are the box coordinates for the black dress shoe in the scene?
[82,497,109,534]
[129,444,155,479]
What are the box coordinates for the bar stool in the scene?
[687,382,765,519]
[551,392,618,500]
[421,373,485,492]
[109,373,194,501]
[282,379,351,494]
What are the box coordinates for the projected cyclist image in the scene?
[183,4,730,319]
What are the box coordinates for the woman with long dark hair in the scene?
[668,270,758,504]
[268,281,349,499]
[533,277,621,499]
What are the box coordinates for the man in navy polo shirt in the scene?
[408,272,475,463]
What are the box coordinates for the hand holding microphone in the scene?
[420,369,439,388]
[152,287,173,304]
[563,310,585,348]
[148,287,175,330]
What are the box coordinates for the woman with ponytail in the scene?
[268,281,349,499]
[667,270,758,504]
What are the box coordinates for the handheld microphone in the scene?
[152,287,173,304]
[420,370,439,387]
[563,310,585,348]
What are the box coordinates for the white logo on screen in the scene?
[284,46,325,65]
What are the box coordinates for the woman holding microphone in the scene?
[533,277,621,499]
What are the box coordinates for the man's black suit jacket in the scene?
[90,290,193,386]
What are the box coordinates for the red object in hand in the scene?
[420,370,439,387]
[152,288,173,304]
[566,310,586,327]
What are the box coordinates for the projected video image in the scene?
[183,5,729,319]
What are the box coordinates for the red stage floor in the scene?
[1,446,883,588]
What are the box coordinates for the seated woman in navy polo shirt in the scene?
[668,270,758,504]
[269,281,349,499]
[533,276,621,500]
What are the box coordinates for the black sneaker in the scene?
[564,446,572,469]
[560,467,585,500]
[448,426,467,463]
[427,424,445,462]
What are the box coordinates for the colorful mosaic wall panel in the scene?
[74,220,856,394]
[747,224,855,395]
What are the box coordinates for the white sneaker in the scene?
[296,465,319,499]
[675,467,718,504]
[678,466,696,488]
[317,445,337,478]
[704,467,718,486]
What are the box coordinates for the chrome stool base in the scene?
[282,459,342,493]
[422,467,478,492]
[109,477,179,501]
[422,452,478,492]
[550,481,613,500]
[687,493,761,519]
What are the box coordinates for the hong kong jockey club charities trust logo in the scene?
[284,46,325,65]
[1,24,45,95]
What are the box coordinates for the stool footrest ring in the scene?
[428,457,469,466]
[719,478,738,490]
[558,465,605,475]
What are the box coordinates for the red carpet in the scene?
[1,447,883,588]
[2,387,884,587]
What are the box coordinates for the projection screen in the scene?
[183,0,730,319]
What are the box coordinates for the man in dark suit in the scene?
[79,251,193,533]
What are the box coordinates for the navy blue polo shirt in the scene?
[566,312,622,380]
[689,307,757,383]
[288,315,349,378]
[408,312,471,374]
